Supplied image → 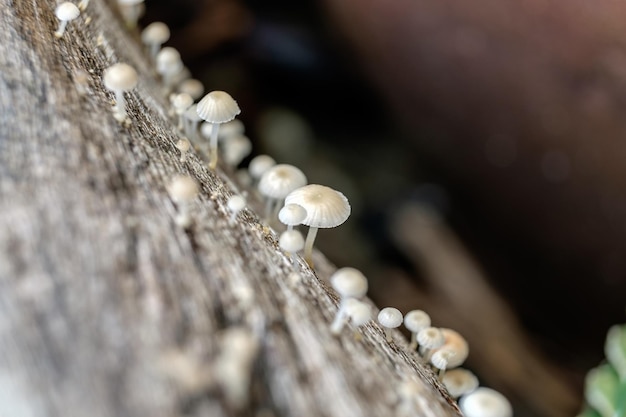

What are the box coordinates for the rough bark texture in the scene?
[0,1,461,416]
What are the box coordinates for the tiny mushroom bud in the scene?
[167,175,199,228]
[430,349,454,379]
[258,164,307,221]
[103,63,138,122]
[223,135,252,167]
[196,91,241,169]
[278,203,307,231]
[54,2,80,38]
[178,79,204,101]
[459,387,513,417]
[141,22,170,61]
[156,47,184,91]
[404,309,431,351]
[441,368,479,399]
[284,184,351,267]
[117,0,145,29]
[345,299,371,340]
[279,230,305,266]
[176,138,191,163]
[227,195,246,224]
[417,327,445,361]
[329,267,368,335]
[377,307,403,343]
[172,93,193,130]
[248,155,276,183]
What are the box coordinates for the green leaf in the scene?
[576,406,602,417]
[585,364,619,417]
[606,325,626,382]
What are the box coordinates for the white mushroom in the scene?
[284,184,351,267]
[442,368,479,399]
[404,310,431,351]
[417,327,445,361]
[430,349,454,379]
[377,307,403,343]
[78,0,90,11]
[172,93,194,131]
[329,268,368,335]
[178,79,205,101]
[176,138,191,163]
[345,299,371,340]
[102,63,138,122]
[258,164,307,221]
[117,0,145,29]
[279,229,305,266]
[167,175,199,228]
[278,204,307,231]
[432,328,469,369]
[222,135,252,167]
[196,91,241,169]
[459,387,513,417]
[141,22,170,60]
[227,195,246,224]
[184,104,203,142]
[156,47,184,92]
[218,118,245,141]
[54,2,80,38]
[248,155,276,183]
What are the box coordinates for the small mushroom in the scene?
[248,155,276,184]
[227,195,246,224]
[117,0,145,29]
[172,93,193,131]
[441,368,479,399]
[167,175,199,228]
[459,387,513,417]
[102,63,138,122]
[279,229,305,266]
[345,299,371,340]
[141,22,170,61]
[404,310,431,351]
[432,328,469,369]
[430,349,454,379]
[377,307,403,343]
[329,267,368,335]
[417,327,445,361]
[284,184,351,267]
[222,135,252,167]
[78,0,90,11]
[176,138,191,163]
[54,2,80,38]
[184,104,203,142]
[258,164,307,221]
[156,47,184,92]
[178,79,204,101]
[278,204,307,231]
[196,91,241,169]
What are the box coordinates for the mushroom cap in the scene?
[141,21,170,45]
[184,104,202,122]
[459,388,513,417]
[284,184,350,229]
[227,195,246,213]
[178,79,204,101]
[156,47,183,75]
[56,2,80,20]
[417,327,445,349]
[330,267,368,299]
[278,204,307,227]
[258,164,307,200]
[433,328,469,368]
[441,369,478,399]
[167,175,199,203]
[219,119,245,140]
[196,91,241,124]
[430,349,453,370]
[176,138,191,152]
[103,63,138,92]
[345,299,371,326]
[404,310,431,333]
[377,307,403,329]
[248,155,276,179]
[172,93,193,111]
[279,230,305,253]
[223,135,252,166]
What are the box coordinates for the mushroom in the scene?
[417,327,445,361]
[178,79,204,101]
[117,0,145,29]
[176,138,191,163]
[102,63,138,122]
[430,349,454,379]
[459,387,513,417]
[184,104,203,142]
[279,230,305,266]
[248,155,276,184]
[284,184,351,267]
[441,368,479,399]
[54,2,80,38]
[258,164,307,221]
[227,195,246,224]
[156,47,184,92]
[278,204,307,231]
[196,91,241,169]
[141,22,170,61]
[329,267,368,335]
[222,135,252,167]
[377,307,403,343]
[432,328,469,369]
[404,309,431,351]
[78,0,90,11]
[172,93,193,131]
[167,175,199,228]
[345,299,371,341]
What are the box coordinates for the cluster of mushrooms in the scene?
[54,2,513,416]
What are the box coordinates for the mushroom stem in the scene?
[55,20,68,37]
[115,90,127,119]
[209,122,220,169]
[409,333,419,351]
[303,226,318,266]
[384,328,393,343]
[150,43,160,61]
[176,202,191,228]
[330,300,349,335]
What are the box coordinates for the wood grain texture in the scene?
[0,1,460,416]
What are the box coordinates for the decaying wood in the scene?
[387,204,579,417]
[0,1,460,416]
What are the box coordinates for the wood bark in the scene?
[0,1,460,416]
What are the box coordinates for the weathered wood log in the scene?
[0,1,460,416]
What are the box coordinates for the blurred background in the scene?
[141,1,626,416]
